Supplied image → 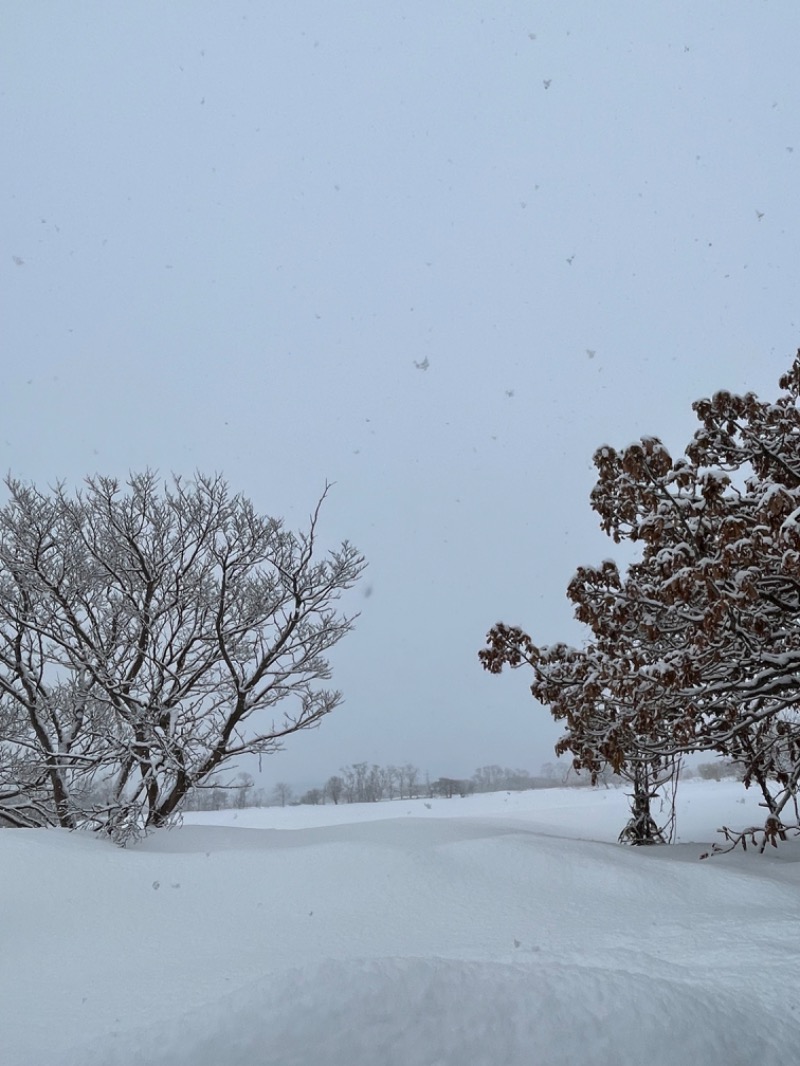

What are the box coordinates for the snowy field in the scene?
[3,779,800,1066]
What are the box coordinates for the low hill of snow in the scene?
[3,780,799,1066]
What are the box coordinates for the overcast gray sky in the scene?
[3,2,798,789]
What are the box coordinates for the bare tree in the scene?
[431,777,473,798]
[0,472,365,840]
[324,774,344,804]
[403,763,420,799]
[233,772,254,809]
[335,762,386,802]
[340,765,357,803]
[366,763,384,802]
[381,764,398,800]
[271,782,293,808]
[472,765,505,792]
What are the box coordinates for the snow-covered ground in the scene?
[3,779,799,1066]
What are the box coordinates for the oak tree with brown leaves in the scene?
[481,353,800,850]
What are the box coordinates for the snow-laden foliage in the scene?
[481,352,800,848]
[0,473,365,841]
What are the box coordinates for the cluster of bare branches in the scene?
[481,352,800,848]
[0,472,365,841]
[699,807,799,859]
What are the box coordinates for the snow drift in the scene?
[2,781,799,1066]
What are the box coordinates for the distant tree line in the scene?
[181,760,588,811]
[174,757,745,813]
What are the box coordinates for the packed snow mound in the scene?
[3,782,800,1066]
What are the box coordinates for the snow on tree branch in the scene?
[0,472,365,842]
[481,350,800,850]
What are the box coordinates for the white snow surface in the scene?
[3,780,800,1065]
